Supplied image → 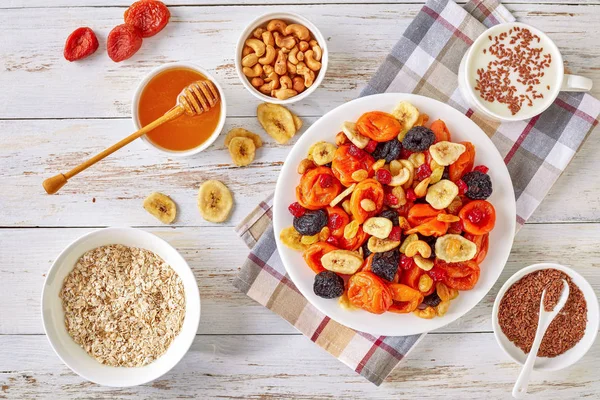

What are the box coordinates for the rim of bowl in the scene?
[234,12,328,105]
[491,262,599,371]
[41,227,201,387]
[131,62,227,157]
[464,22,564,122]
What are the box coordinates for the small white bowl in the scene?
[492,263,599,371]
[235,12,328,104]
[41,227,201,387]
[132,62,227,157]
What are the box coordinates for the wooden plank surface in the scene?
[1,334,598,399]
[0,4,599,119]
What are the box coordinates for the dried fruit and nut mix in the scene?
[498,269,587,357]
[280,101,497,318]
[241,19,323,100]
[60,245,185,367]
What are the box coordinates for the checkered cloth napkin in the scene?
[233,0,600,386]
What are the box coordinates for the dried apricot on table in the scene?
[107,24,143,62]
[124,0,171,38]
[64,27,99,62]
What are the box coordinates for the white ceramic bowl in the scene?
[273,93,516,336]
[41,227,201,387]
[235,12,328,104]
[132,62,227,157]
[492,263,599,371]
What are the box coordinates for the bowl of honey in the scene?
[132,62,226,157]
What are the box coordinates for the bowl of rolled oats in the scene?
[41,227,201,387]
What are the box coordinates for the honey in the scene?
[139,67,221,152]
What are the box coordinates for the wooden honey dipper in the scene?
[43,80,220,194]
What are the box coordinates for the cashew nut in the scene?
[242,63,263,78]
[292,76,305,93]
[242,53,258,67]
[297,51,304,62]
[312,44,322,62]
[280,75,293,89]
[251,77,264,88]
[245,38,266,57]
[405,240,432,258]
[252,27,265,39]
[263,64,274,75]
[296,62,315,87]
[273,32,296,50]
[258,80,279,95]
[264,71,279,83]
[274,50,287,76]
[242,45,253,57]
[309,39,318,47]
[298,41,309,52]
[272,88,298,100]
[267,19,287,35]
[288,46,300,65]
[287,61,297,75]
[304,50,321,71]
[261,31,274,47]
[284,24,310,41]
[259,45,276,65]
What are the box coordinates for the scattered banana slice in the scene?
[197,180,234,223]
[312,142,337,165]
[435,234,477,263]
[330,183,356,207]
[341,121,370,149]
[426,179,459,210]
[143,192,177,224]
[363,217,393,239]
[392,101,419,139]
[229,137,256,167]
[429,141,466,166]
[280,226,308,251]
[292,113,303,132]
[321,250,363,275]
[224,128,263,148]
[257,103,297,144]
[367,236,400,253]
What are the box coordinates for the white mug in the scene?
[458,22,593,122]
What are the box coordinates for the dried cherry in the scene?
[107,24,143,62]
[63,27,99,62]
[124,0,171,38]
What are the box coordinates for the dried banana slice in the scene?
[435,234,477,263]
[225,128,263,148]
[321,249,363,275]
[341,121,370,149]
[312,142,337,165]
[229,137,256,167]
[429,141,466,166]
[257,103,297,144]
[143,192,177,224]
[197,180,234,223]
[363,217,393,239]
[392,101,419,139]
[367,236,400,253]
[292,113,303,132]
[280,226,308,251]
[425,179,459,210]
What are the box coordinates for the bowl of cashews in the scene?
[235,12,328,104]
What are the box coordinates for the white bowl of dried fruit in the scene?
[235,12,328,103]
[41,227,201,387]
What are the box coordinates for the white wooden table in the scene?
[1,0,599,398]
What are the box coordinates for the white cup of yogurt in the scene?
[458,22,592,122]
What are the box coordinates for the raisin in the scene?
[124,0,171,38]
[371,140,402,163]
[293,209,328,236]
[63,27,99,62]
[313,271,345,299]
[422,291,442,307]
[462,170,493,200]
[371,250,400,281]
[378,209,399,226]
[402,126,435,152]
[107,24,143,62]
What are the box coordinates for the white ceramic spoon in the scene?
[512,279,570,398]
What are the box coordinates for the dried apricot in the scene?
[64,27,99,62]
[107,24,143,62]
[124,0,171,38]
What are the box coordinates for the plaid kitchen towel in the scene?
[233,0,600,386]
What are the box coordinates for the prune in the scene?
[313,271,345,299]
[462,170,493,200]
[362,241,372,258]
[422,291,442,307]
[293,209,328,236]
[371,250,400,281]
[378,209,399,226]
[371,140,402,163]
[402,126,435,152]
